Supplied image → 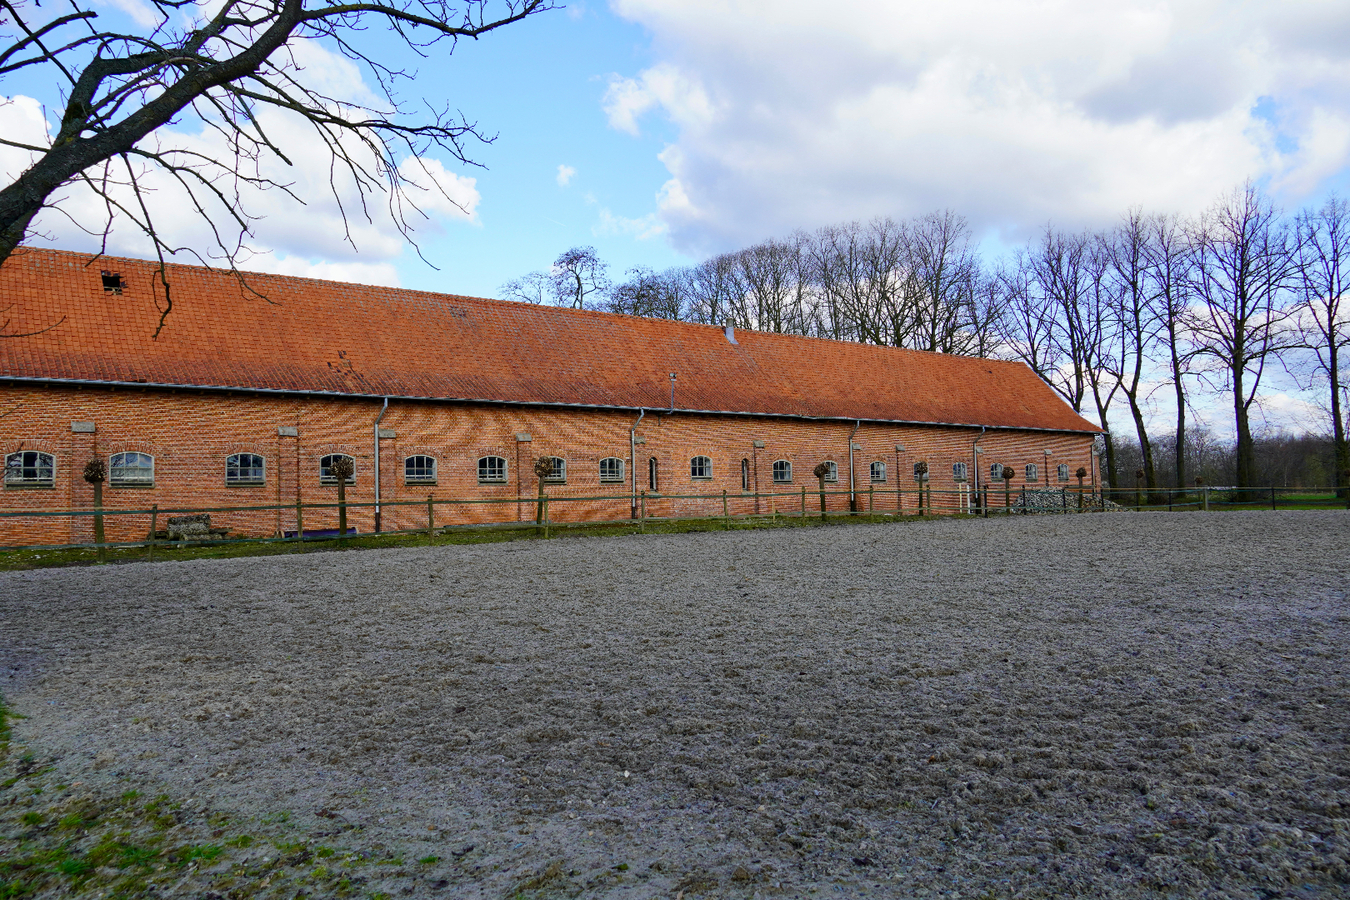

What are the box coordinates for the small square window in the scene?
[599,457,624,483]
[1057,463,1070,482]
[772,460,792,483]
[1025,463,1039,483]
[952,462,968,483]
[870,461,887,483]
[822,461,838,483]
[543,456,566,483]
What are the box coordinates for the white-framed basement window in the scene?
[478,455,507,484]
[225,452,265,486]
[110,452,154,487]
[319,453,356,485]
[4,451,55,488]
[405,455,437,485]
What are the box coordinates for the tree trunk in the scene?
[1127,396,1161,503]
[92,480,106,563]
[337,479,348,538]
[1170,335,1187,492]
[1331,342,1348,498]
[1233,367,1256,496]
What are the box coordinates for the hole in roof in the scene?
[101,271,123,294]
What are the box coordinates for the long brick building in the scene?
[1,247,1100,545]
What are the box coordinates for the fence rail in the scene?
[0,482,1345,555]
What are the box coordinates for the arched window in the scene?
[319,453,355,485]
[870,461,887,483]
[599,457,625,483]
[543,456,566,483]
[912,462,927,482]
[822,461,838,482]
[225,453,265,486]
[772,460,792,483]
[990,463,1004,482]
[405,455,437,485]
[648,457,659,492]
[690,455,712,479]
[1057,463,1070,482]
[741,458,750,491]
[952,461,968,482]
[4,451,54,487]
[477,455,507,484]
[110,452,154,487]
[1025,463,1039,482]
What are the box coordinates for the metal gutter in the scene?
[373,397,389,532]
[0,375,1103,436]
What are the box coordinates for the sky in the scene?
[2,0,1350,440]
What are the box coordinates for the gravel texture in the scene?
[2,511,1348,898]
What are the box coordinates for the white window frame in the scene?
[1025,463,1039,483]
[319,453,356,485]
[952,461,968,483]
[542,456,567,484]
[690,455,712,480]
[823,461,838,483]
[991,463,1004,482]
[109,451,154,487]
[1058,463,1070,482]
[405,455,438,485]
[599,457,625,483]
[772,460,792,483]
[225,452,265,486]
[870,461,887,483]
[4,451,55,488]
[478,455,507,484]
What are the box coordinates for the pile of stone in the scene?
[155,514,230,541]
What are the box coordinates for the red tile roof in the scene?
[0,247,1099,432]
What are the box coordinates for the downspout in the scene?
[848,419,861,511]
[373,397,389,532]
[630,407,645,518]
[971,425,986,513]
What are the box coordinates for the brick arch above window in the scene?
[109,451,154,487]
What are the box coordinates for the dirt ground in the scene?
[2,511,1348,898]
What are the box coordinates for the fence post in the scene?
[426,495,435,537]
[640,490,646,532]
[868,484,874,513]
[543,497,550,539]
[147,504,158,561]
[1202,486,1209,512]
[1271,485,1277,511]
[722,489,730,528]
[1060,486,1066,513]
[295,498,304,540]
[801,484,806,518]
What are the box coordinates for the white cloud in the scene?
[556,164,577,186]
[595,208,666,240]
[243,255,401,287]
[99,0,162,29]
[608,0,1350,254]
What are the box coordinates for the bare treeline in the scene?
[502,184,1348,494]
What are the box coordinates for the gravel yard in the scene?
[2,511,1348,898]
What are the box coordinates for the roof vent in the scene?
[101,271,123,294]
[724,323,737,344]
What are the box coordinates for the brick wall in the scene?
[0,384,1097,546]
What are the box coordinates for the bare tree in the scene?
[1186,183,1298,491]
[605,265,687,320]
[501,245,609,310]
[685,252,742,326]
[1103,210,1162,501]
[908,210,982,354]
[1293,195,1350,494]
[1143,212,1195,491]
[0,0,553,333]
